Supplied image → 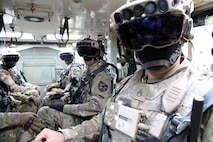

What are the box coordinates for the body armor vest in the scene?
[102,67,213,142]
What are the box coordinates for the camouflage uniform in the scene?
[38,60,116,131]
[0,113,35,142]
[41,63,84,106]
[0,69,40,113]
[0,80,44,142]
[57,60,213,142]
[34,0,213,141]
[44,63,83,96]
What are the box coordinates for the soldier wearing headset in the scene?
[36,36,117,137]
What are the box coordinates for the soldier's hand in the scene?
[46,83,59,91]
[60,95,67,103]
[17,95,32,104]
[34,128,65,142]
[20,112,46,135]
[49,102,64,112]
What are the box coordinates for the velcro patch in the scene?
[98,81,108,92]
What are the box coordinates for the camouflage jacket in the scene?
[62,61,116,118]
[60,65,213,142]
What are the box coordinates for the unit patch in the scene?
[98,81,108,92]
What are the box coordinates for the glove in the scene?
[49,93,64,100]
[49,102,64,112]
[18,95,32,104]
[20,112,46,135]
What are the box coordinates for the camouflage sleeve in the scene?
[63,95,104,117]
[63,71,113,117]
[60,112,103,142]
[202,109,213,141]
[0,69,30,93]
[0,112,21,129]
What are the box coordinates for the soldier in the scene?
[0,49,40,113]
[9,66,40,89]
[44,50,84,97]
[35,0,213,142]
[37,36,117,134]
[0,78,45,142]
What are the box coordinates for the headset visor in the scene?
[114,13,184,51]
[3,55,19,63]
[77,46,100,57]
[59,53,73,61]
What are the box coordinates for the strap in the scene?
[70,63,109,103]
[60,17,69,44]
[106,62,119,82]
[0,13,6,34]
[58,63,73,83]
[80,63,108,87]
[98,108,111,142]
[10,24,17,44]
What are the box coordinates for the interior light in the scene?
[24,16,45,22]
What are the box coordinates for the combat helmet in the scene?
[110,0,194,71]
[0,49,20,68]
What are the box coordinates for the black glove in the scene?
[49,102,64,112]
[49,93,64,100]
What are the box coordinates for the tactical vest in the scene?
[68,62,117,104]
[69,62,109,104]
[0,79,13,112]
[100,67,213,142]
[0,65,26,86]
